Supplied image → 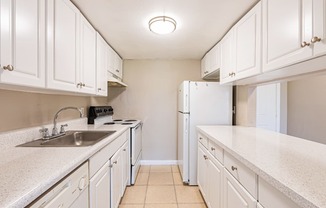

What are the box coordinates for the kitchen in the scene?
[1,0,326,208]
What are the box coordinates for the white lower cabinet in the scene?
[89,130,129,208]
[121,141,130,190]
[198,134,256,208]
[198,142,223,208]
[90,161,111,208]
[111,148,123,208]
[223,169,256,208]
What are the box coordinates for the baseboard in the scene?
[140,160,178,165]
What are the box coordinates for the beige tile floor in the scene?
[119,165,207,208]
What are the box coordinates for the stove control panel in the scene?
[88,106,113,124]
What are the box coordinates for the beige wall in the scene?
[108,60,201,160]
[0,89,107,132]
[287,75,326,144]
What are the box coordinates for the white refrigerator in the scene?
[177,81,232,185]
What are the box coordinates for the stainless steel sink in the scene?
[17,131,116,147]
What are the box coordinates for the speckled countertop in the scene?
[0,119,129,208]
[197,125,326,208]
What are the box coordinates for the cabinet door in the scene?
[197,145,208,201]
[313,0,326,56]
[223,170,256,208]
[79,15,96,94]
[201,54,208,78]
[210,44,221,72]
[121,141,130,190]
[96,33,108,96]
[262,0,313,72]
[111,149,123,208]
[0,0,45,87]
[112,51,123,78]
[234,2,262,80]
[90,162,111,208]
[208,159,223,208]
[46,0,80,91]
[220,29,236,84]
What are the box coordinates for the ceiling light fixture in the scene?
[149,16,177,35]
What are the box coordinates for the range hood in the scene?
[108,73,127,87]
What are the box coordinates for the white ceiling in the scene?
[71,0,259,60]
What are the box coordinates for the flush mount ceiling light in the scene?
[149,16,177,35]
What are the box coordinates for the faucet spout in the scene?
[52,107,83,136]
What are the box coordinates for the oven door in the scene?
[131,123,142,165]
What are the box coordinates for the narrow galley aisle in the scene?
[119,165,207,208]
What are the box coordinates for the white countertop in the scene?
[0,121,129,208]
[197,125,326,208]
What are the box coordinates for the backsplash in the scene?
[0,89,107,133]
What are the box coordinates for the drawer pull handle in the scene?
[113,161,118,164]
[301,41,310,47]
[211,147,215,151]
[3,64,14,71]
[199,137,203,140]
[311,36,322,43]
[203,155,208,160]
[231,166,237,171]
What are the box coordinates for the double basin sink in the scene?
[18,131,116,147]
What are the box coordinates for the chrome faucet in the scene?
[51,107,84,137]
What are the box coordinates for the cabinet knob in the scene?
[116,69,119,72]
[3,65,14,71]
[113,161,118,164]
[98,88,102,91]
[76,82,82,88]
[231,166,237,171]
[211,147,215,151]
[204,71,208,74]
[203,155,208,160]
[123,149,126,151]
[82,83,85,87]
[311,36,322,43]
[301,41,310,48]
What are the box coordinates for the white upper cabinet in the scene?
[201,43,221,79]
[313,0,326,56]
[109,48,123,79]
[262,0,313,72]
[46,0,80,91]
[79,15,96,94]
[220,29,236,84]
[234,1,262,80]
[96,33,108,96]
[0,0,46,87]
[220,2,261,84]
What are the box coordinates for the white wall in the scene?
[108,60,201,161]
[287,75,326,144]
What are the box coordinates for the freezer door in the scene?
[177,112,190,183]
[178,81,190,113]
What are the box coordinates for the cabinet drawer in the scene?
[208,141,223,163]
[224,152,257,198]
[258,177,299,208]
[198,134,208,149]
